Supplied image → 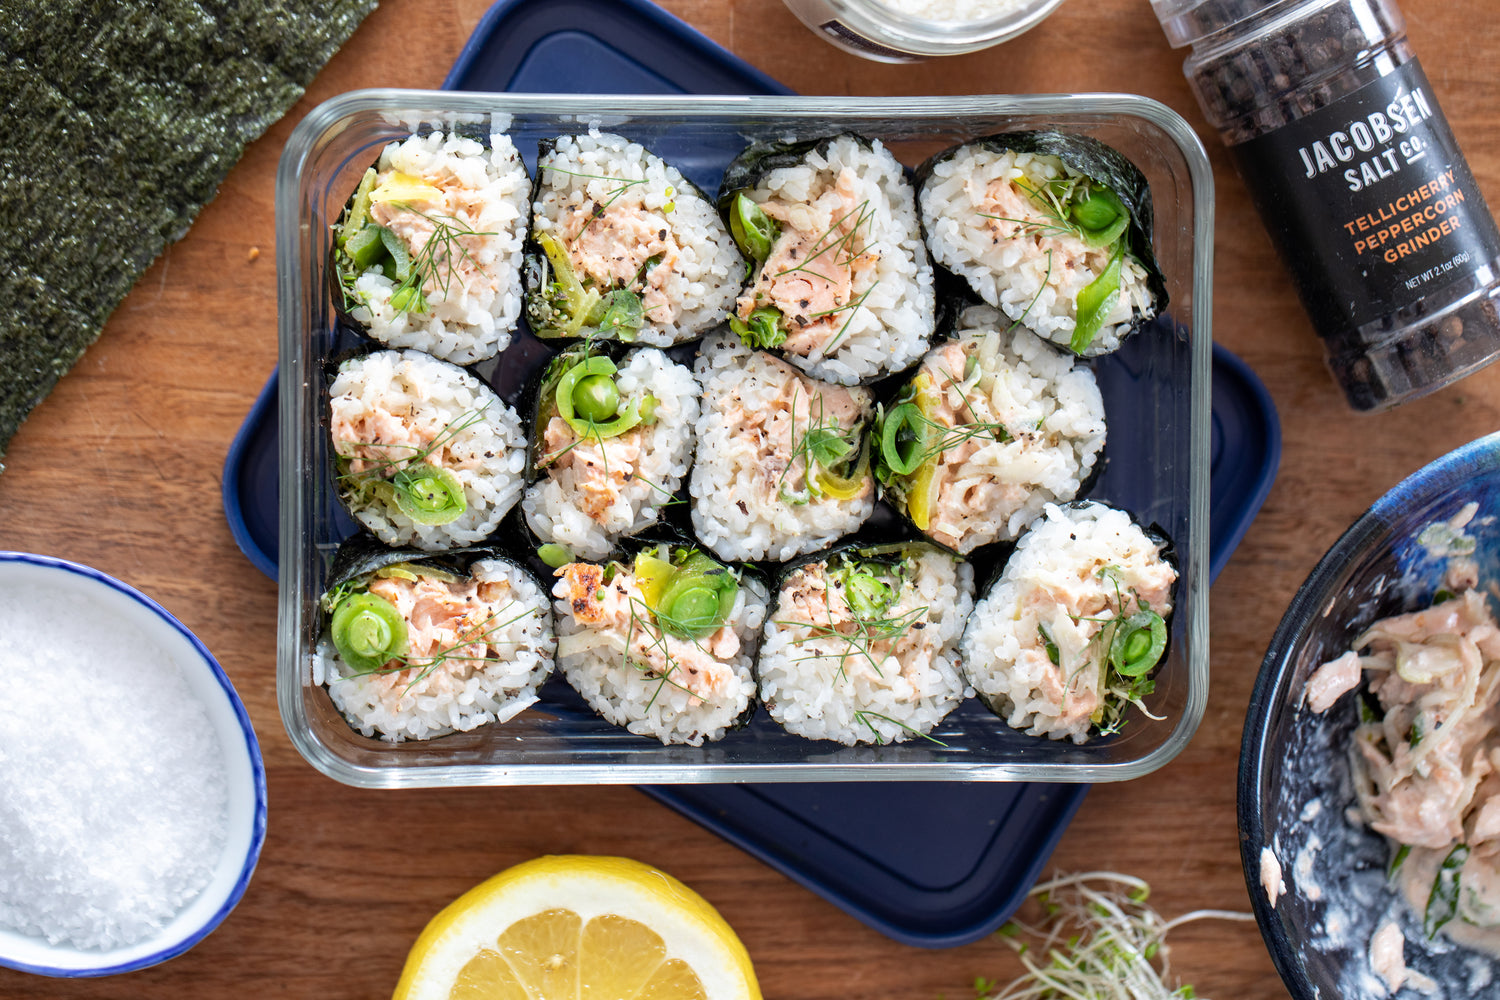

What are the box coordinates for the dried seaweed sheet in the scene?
[0,0,377,465]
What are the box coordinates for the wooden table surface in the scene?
[3,0,1498,996]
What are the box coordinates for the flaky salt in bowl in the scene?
[0,553,266,977]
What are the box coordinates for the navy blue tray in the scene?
[225,0,1281,949]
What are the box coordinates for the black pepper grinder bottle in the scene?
[1154,0,1500,410]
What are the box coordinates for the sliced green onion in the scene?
[1109,609,1166,677]
[571,373,621,424]
[330,592,408,672]
[555,356,644,438]
[337,168,378,248]
[654,551,738,640]
[846,571,893,621]
[537,544,573,569]
[1070,241,1125,354]
[1037,622,1060,666]
[728,307,785,349]
[391,465,466,524]
[1070,187,1130,248]
[729,193,778,261]
[879,402,929,478]
[1425,844,1470,939]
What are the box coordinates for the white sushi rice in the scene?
[903,304,1105,552]
[960,502,1177,743]
[329,350,526,551]
[347,130,529,365]
[690,331,876,563]
[522,349,699,562]
[759,546,974,745]
[735,135,934,384]
[315,559,554,742]
[552,564,767,746]
[531,131,743,344]
[921,144,1155,356]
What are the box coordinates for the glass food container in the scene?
[1156,0,1500,411]
[779,0,1067,61]
[276,91,1212,787]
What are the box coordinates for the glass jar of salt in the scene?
[1154,0,1500,410]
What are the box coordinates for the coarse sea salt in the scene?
[0,581,228,950]
[871,0,1031,22]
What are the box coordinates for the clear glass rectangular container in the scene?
[276,91,1213,786]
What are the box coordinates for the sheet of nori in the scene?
[0,0,377,466]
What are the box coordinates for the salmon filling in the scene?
[736,168,879,357]
[362,572,527,711]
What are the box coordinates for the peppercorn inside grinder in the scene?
[1156,0,1500,411]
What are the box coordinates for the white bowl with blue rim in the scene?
[0,552,267,977]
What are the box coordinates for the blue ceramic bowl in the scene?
[0,553,267,977]
[1240,431,1500,999]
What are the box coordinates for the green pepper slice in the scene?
[729,193,779,262]
[330,592,409,672]
[846,570,894,621]
[536,232,603,337]
[391,465,467,525]
[1070,241,1126,355]
[1109,609,1166,677]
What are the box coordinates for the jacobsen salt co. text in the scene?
[1297,86,1433,189]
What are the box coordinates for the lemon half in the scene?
[392,855,762,1000]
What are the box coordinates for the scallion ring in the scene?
[730,193,778,261]
[391,465,467,525]
[330,592,408,672]
[880,402,929,478]
[1109,610,1166,677]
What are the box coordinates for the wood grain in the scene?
[1,1,1497,996]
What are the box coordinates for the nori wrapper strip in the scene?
[0,0,376,466]
[914,130,1169,353]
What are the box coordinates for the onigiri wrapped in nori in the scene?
[524,131,744,345]
[332,129,531,365]
[552,542,766,746]
[875,304,1106,553]
[918,131,1167,357]
[315,541,555,743]
[718,133,935,385]
[521,342,699,562]
[960,501,1177,743]
[759,541,974,745]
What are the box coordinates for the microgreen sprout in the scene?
[973,872,1253,1000]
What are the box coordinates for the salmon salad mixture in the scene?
[552,546,764,745]
[1307,566,1500,966]
[317,555,555,742]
